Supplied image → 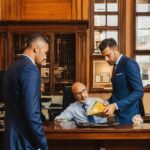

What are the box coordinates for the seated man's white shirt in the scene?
[55,97,107,123]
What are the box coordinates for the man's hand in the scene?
[104,103,116,117]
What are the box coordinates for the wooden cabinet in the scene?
[0,0,89,20]
[0,21,88,95]
[0,32,7,70]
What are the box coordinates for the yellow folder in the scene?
[86,101,106,116]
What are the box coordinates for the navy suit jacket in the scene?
[3,55,48,150]
[109,55,144,124]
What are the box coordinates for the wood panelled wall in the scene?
[0,0,89,20]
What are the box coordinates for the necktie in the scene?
[112,64,116,78]
[82,104,95,123]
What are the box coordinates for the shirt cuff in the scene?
[114,103,118,110]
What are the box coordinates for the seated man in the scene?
[55,82,107,123]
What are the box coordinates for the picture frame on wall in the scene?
[100,73,110,83]
[92,59,113,89]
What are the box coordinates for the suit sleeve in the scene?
[20,64,48,150]
[116,60,144,111]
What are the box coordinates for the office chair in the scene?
[49,86,76,121]
[0,71,5,103]
[62,86,76,110]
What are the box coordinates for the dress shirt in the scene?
[115,54,123,69]
[55,97,107,123]
[114,54,123,110]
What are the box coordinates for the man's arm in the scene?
[116,59,144,111]
[55,104,74,121]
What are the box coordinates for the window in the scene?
[90,0,125,91]
[134,0,150,89]
[93,0,121,54]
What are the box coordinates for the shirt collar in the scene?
[22,54,36,65]
[78,98,90,106]
[115,54,123,65]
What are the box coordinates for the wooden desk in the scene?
[44,122,150,150]
[1,122,150,150]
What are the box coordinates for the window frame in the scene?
[133,0,150,92]
[89,0,126,92]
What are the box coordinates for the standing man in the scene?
[3,33,49,150]
[99,38,144,124]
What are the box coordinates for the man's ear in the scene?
[33,44,39,53]
[116,47,119,51]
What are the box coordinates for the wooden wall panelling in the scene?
[76,0,82,19]
[73,0,89,20]
[0,33,5,70]
[125,0,134,57]
[71,0,77,19]
[6,32,13,69]
[0,0,89,20]
[118,0,126,53]
[0,0,20,20]
[0,25,7,70]
[82,0,89,20]
[20,0,72,20]
[76,31,87,83]
[0,0,1,19]
[71,0,89,20]
[0,0,4,20]
[0,0,5,20]
[49,32,54,94]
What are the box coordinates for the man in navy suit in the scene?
[99,38,144,124]
[3,33,49,150]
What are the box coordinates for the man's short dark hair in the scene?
[99,38,117,52]
[25,33,49,48]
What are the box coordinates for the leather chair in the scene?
[49,86,76,121]
[62,86,76,110]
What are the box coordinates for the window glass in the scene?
[95,0,106,12]
[94,15,106,26]
[94,30,118,53]
[107,15,118,26]
[107,0,118,12]
[136,55,150,87]
[136,16,150,50]
[136,0,150,12]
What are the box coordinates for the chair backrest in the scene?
[0,71,5,102]
[62,86,76,110]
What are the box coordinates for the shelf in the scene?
[0,21,88,95]
[54,81,74,84]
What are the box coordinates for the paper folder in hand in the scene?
[86,101,106,116]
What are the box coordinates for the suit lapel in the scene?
[111,55,126,82]
[115,55,126,73]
